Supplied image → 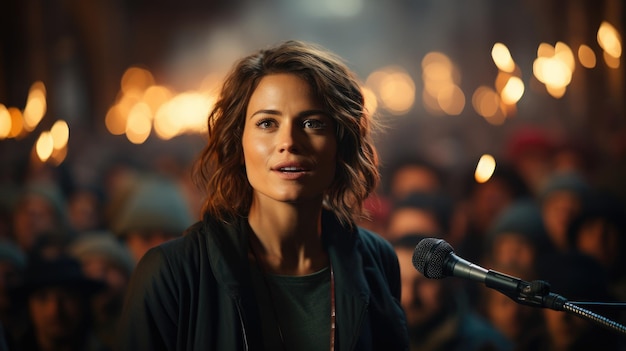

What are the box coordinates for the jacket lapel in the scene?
[322,211,371,350]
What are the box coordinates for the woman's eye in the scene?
[256,119,275,129]
[303,119,326,129]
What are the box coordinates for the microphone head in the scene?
[411,238,454,279]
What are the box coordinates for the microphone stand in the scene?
[495,277,626,336]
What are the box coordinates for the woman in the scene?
[115,40,409,351]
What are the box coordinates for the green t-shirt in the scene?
[250,264,332,351]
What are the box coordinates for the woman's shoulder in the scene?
[356,226,395,252]
[137,221,209,272]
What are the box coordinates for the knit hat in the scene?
[68,231,135,276]
[19,181,69,223]
[112,176,194,238]
[391,191,454,234]
[486,199,552,254]
[13,255,106,298]
[539,172,591,202]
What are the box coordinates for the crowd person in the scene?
[454,161,530,266]
[393,234,513,351]
[9,255,108,351]
[385,191,454,241]
[66,184,107,233]
[115,40,409,350]
[538,171,591,252]
[10,181,73,256]
[519,251,625,351]
[482,199,554,273]
[383,155,447,201]
[504,126,556,197]
[565,190,626,302]
[110,175,194,263]
[477,263,543,348]
[68,232,135,350]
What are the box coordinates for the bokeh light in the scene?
[597,21,622,59]
[475,154,496,183]
[366,66,415,116]
[577,44,597,68]
[491,43,516,73]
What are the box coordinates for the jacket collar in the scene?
[202,210,372,349]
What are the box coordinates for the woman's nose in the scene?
[277,123,301,153]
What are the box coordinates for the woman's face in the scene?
[242,73,337,205]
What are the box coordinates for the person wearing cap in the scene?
[10,255,108,351]
[111,175,194,263]
[538,171,591,252]
[10,181,73,256]
[68,232,134,350]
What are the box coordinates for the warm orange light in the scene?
[153,92,213,140]
[126,103,152,144]
[421,52,463,116]
[475,154,496,183]
[50,120,69,149]
[0,104,10,139]
[491,43,516,73]
[36,131,54,162]
[472,86,506,125]
[366,66,415,115]
[437,85,465,115]
[142,85,173,115]
[578,44,597,68]
[23,81,47,131]
[8,107,24,138]
[555,42,575,71]
[603,51,621,69]
[121,66,155,94]
[105,105,127,135]
[500,76,524,104]
[361,86,378,117]
[597,21,622,59]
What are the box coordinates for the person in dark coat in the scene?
[115,40,409,351]
[10,255,107,351]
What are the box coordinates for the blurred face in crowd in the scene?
[67,190,102,232]
[490,234,536,270]
[13,195,59,252]
[243,73,337,206]
[29,286,87,344]
[81,255,129,293]
[542,190,581,250]
[542,308,590,350]
[574,218,620,269]
[470,179,515,234]
[390,166,441,199]
[387,208,441,241]
[395,246,443,327]
[483,285,536,341]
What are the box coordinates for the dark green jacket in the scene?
[115,211,409,350]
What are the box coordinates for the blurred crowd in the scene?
[0,125,625,351]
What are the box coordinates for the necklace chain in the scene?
[249,241,336,351]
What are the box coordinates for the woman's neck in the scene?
[247,200,328,275]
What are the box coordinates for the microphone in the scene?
[411,237,567,310]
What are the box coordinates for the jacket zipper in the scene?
[234,297,249,351]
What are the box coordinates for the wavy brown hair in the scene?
[192,40,380,227]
